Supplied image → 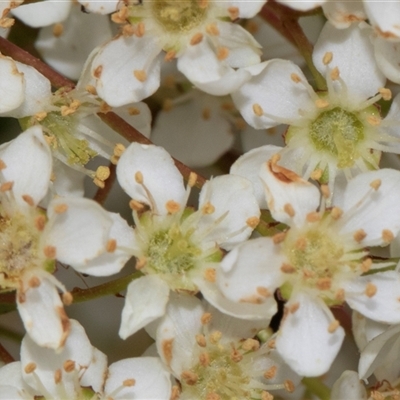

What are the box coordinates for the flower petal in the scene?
[44,197,113,267]
[80,347,108,393]
[117,143,186,215]
[197,174,260,250]
[276,292,345,376]
[0,126,51,209]
[373,37,400,84]
[230,145,283,209]
[105,358,171,400]
[119,275,170,339]
[322,1,366,29]
[331,370,367,400]
[78,0,119,14]
[0,55,24,114]
[344,271,400,324]
[92,35,162,106]
[259,157,320,227]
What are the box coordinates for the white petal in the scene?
[177,39,253,96]
[0,385,29,400]
[230,145,283,209]
[275,0,325,11]
[21,319,93,398]
[364,2,400,40]
[12,0,72,27]
[119,276,170,339]
[0,362,34,397]
[194,276,273,320]
[114,102,152,139]
[35,5,112,80]
[259,157,320,227]
[276,292,345,376]
[155,293,203,376]
[17,273,69,350]
[151,96,233,168]
[313,22,385,103]
[340,169,400,247]
[80,347,108,393]
[197,175,260,250]
[226,0,266,18]
[105,358,171,400]
[78,0,119,14]
[50,159,85,198]
[92,35,162,106]
[331,370,367,400]
[344,271,400,324]
[0,126,51,208]
[322,1,366,29]
[116,143,186,215]
[358,324,400,381]
[0,55,24,113]
[72,212,134,276]
[373,37,400,84]
[232,59,315,129]
[44,197,113,267]
[217,237,284,306]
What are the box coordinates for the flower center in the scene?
[309,107,364,168]
[0,211,50,288]
[182,334,255,399]
[143,220,202,291]
[40,113,97,166]
[151,0,207,33]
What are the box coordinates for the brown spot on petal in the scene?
[263,365,277,379]
[93,65,103,78]
[63,359,75,372]
[204,268,216,283]
[201,312,212,325]
[22,195,34,207]
[256,286,270,298]
[123,379,136,387]
[382,229,394,243]
[162,338,173,367]
[190,32,203,45]
[106,239,117,253]
[24,362,37,374]
[283,203,295,217]
[134,69,147,82]
[58,306,71,348]
[365,282,377,297]
[353,229,367,243]
[43,245,57,259]
[54,203,68,214]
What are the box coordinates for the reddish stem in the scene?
[0,341,14,364]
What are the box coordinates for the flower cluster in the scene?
[0,1,400,399]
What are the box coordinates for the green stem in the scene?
[302,377,331,400]
[70,270,143,303]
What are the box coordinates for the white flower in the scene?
[1,58,151,194]
[232,22,400,195]
[115,142,261,339]
[0,319,171,400]
[331,370,367,400]
[90,0,264,106]
[216,160,400,376]
[154,294,300,400]
[0,126,133,349]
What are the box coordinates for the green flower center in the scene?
[309,107,364,168]
[151,0,207,33]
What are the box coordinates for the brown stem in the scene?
[0,341,14,364]
[0,37,207,188]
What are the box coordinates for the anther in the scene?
[217,47,229,60]
[123,379,136,387]
[94,65,103,79]
[367,115,381,126]
[330,67,340,80]
[135,22,145,37]
[129,200,145,211]
[263,366,277,379]
[196,334,207,347]
[0,181,13,191]
[290,73,301,83]
[43,245,57,259]
[370,179,382,190]
[382,229,394,243]
[135,171,144,184]
[261,391,274,400]
[321,184,330,199]
[114,143,126,157]
[289,302,300,313]
[353,229,367,243]
[330,207,343,220]
[280,263,296,274]
[171,386,180,400]
[166,200,181,214]
[365,282,377,297]
[106,239,117,253]
[53,23,63,37]
[227,6,239,20]
[306,211,321,223]
[283,203,295,217]
[323,51,333,65]
[273,232,286,244]
[206,23,219,35]
[190,32,203,45]
[316,277,332,290]
[199,352,210,366]
[54,203,68,214]
[199,0,208,8]
[252,103,264,116]
[28,277,41,288]
[284,379,295,393]
[164,50,176,61]
[361,258,372,273]
[181,370,198,385]
[295,237,307,250]
[22,194,34,206]
[201,312,212,325]
[35,215,46,231]
[63,359,75,373]
[35,111,47,121]
[379,87,392,101]
[242,338,260,351]
[62,292,73,306]
[231,347,243,362]
[209,331,222,344]
[328,319,340,333]
[202,202,215,215]
[204,268,216,282]
[256,286,270,297]
[54,369,62,384]
[96,166,110,182]
[206,392,220,400]
[135,257,147,270]
[188,172,197,188]
[311,168,323,181]
[133,70,147,82]
[246,216,260,228]
[315,98,329,108]
[128,107,140,115]
[85,85,97,95]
